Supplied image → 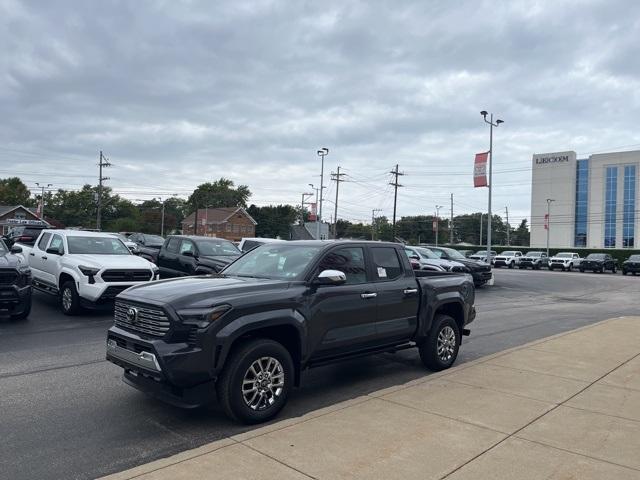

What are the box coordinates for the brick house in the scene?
[0,205,50,235]
[181,207,257,242]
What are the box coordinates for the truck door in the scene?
[158,237,180,277]
[39,234,65,286]
[370,246,420,343]
[29,232,52,284]
[177,239,198,276]
[307,245,381,359]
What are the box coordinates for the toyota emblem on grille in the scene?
[126,307,138,324]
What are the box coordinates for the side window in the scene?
[37,232,52,251]
[165,238,180,253]
[371,247,403,281]
[318,247,367,285]
[49,235,64,253]
[179,240,196,255]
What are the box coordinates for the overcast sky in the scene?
[2,0,640,226]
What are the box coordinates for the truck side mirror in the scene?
[46,247,62,255]
[315,269,347,285]
[10,245,22,254]
[182,250,194,257]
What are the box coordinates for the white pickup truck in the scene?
[18,229,159,315]
[493,250,523,268]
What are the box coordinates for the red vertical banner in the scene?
[308,203,317,221]
[432,218,437,232]
[474,152,489,187]
[544,214,549,230]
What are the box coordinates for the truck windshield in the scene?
[414,247,439,259]
[144,235,165,247]
[0,241,7,253]
[223,244,321,279]
[195,239,241,256]
[556,253,573,258]
[67,236,131,255]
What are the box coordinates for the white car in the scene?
[548,252,581,271]
[404,246,467,272]
[238,237,285,253]
[493,250,523,268]
[107,233,138,253]
[469,250,497,264]
[18,229,159,315]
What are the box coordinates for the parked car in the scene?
[156,235,241,277]
[548,252,581,271]
[128,233,166,262]
[2,224,49,247]
[518,251,548,270]
[426,246,493,287]
[457,250,475,258]
[106,240,476,423]
[0,240,32,320]
[469,250,497,264]
[238,237,285,253]
[404,246,466,272]
[17,230,159,315]
[493,251,523,268]
[622,255,640,275]
[579,253,618,273]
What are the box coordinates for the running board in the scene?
[307,342,415,368]
[32,280,59,296]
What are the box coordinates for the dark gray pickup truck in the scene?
[106,241,476,423]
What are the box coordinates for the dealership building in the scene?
[530,149,639,249]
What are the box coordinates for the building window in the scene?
[604,166,618,248]
[574,159,589,247]
[623,165,636,248]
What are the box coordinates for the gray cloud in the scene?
[2,0,640,224]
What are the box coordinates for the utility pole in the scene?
[480,111,504,262]
[505,206,510,246]
[546,198,555,256]
[300,192,314,225]
[35,182,52,219]
[450,193,454,245]
[435,205,443,247]
[317,148,329,240]
[96,151,111,230]
[160,198,166,236]
[389,164,404,240]
[330,166,346,239]
[371,209,382,240]
[479,213,483,246]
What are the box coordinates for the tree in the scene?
[511,219,530,246]
[0,177,33,206]
[246,204,298,238]
[187,178,251,213]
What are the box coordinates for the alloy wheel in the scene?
[242,356,285,411]
[436,326,456,362]
[62,288,73,312]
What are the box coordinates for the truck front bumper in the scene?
[106,326,217,408]
[0,284,31,317]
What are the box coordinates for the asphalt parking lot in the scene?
[2,269,639,480]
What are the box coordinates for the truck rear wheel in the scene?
[217,338,293,424]
[60,281,82,315]
[419,314,461,371]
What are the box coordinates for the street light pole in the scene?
[435,205,443,247]
[546,198,555,256]
[35,182,52,219]
[480,111,504,262]
[317,148,329,239]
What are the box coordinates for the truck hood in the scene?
[450,258,491,270]
[67,254,155,269]
[0,252,22,268]
[119,275,290,307]
[198,255,239,269]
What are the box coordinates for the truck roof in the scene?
[39,229,126,238]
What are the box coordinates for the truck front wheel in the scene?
[60,281,82,315]
[217,338,294,424]
[419,314,461,371]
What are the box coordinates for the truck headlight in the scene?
[177,304,232,328]
[78,265,100,284]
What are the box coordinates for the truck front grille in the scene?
[0,269,18,285]
[102,269,153,282]
[114,301,170,337]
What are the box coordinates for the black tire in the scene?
[419,314,461,371]
[567,264,572,272]
[623,270,627,276]
[518,266,524,269]
[508,262,514,269]
[612,266,617,274]
[60,281,82,315]
[217,338,294,424]
[579,268,585,273]
[548,266,554,271]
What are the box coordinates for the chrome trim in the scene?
[360,292,377,299]
[114,301,170,337]
[107,339,161,372]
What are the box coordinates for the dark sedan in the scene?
[579,253,618,273]
[427,246,492,286]
[622,255,640,275]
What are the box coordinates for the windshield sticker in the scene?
[377,267,387,278]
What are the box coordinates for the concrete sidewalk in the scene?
[103,316,640,480]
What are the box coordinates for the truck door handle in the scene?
[42,256,48,260]
[29,253,35,256]
[403,288,418,295]
[360,292,377,299]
